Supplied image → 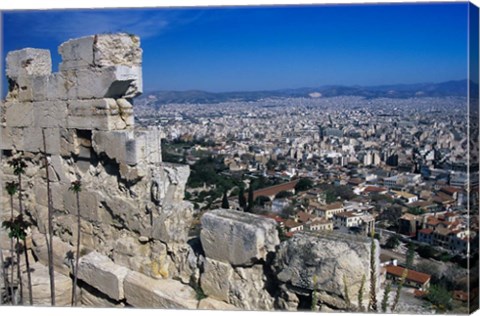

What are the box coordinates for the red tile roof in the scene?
[453,290,468,302]
[386,265,431,285]
[418,228,433,235]
[251,180,300,200]
[364,186,388,193]
[284,219,303,229]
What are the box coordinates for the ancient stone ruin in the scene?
[0,33,378,310]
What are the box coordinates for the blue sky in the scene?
[2,3,470,92]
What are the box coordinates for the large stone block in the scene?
[0,126,22,150]
[46,73,69,101]
[63,65,142,100]
[34,101,68,128]
[92,130,138,165]
[59,34,141,69]
[200,209,280,266]
[77,251,130,301]
[93,33,142,67]
[58,36,95,70]
[132,127,162,165]
[31,230,74,276]
[116,99,135,127]
[64,189,100,222]
[6,75,49,102]
[67,99,126,130]
[13,127,61,155]
[151,201,194,244]
[123,271,198,309]
[273,231,380,310]
[22,262,72,306]
[6,48,52,78]
[4,102,35,127]
[200,257,274,310]
[80,282,124,307]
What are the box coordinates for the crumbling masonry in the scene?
[0,34,378,310]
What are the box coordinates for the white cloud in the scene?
[6,9,194,42]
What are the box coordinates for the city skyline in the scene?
[2,2,470,93]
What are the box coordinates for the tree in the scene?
[357,274,366,312]
[381,282,392,313]
[5,182,18,304]
[69,180,82,306]
[42,129,56,306]
[238,186,247,210]
[294,178,313,192]
[8,158,33,305]
[425,284,452,311]
[275,191,293,199]
[221,190,229,209]
[385,235,400,249]
[2,215,30,305]
[390,268,408,312]
[405,244,415,269]
[247,183,254,212]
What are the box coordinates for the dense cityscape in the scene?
[135,94,479,312]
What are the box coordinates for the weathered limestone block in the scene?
[92,130,138,165]
[164,242,200,284]
[60,128,79,156]
[117,98,135,127]
[22,128,61,155]
[59,34,141,68]
[6,75,50,102]
[151,201,195,244]
[200,209,280,266]
[58,36,95,70]
[22,262,72,306]
[33,101,68,128]
[123,271,198,309]
[119,163,146,182]
[80,282,124,307]
[31,230,74,276]
[6,48,52,78]
[96,194,144,232]
[77,251,130,301]
[154,163,190,204]
[134,127,162,165]
[200,257,275,310]
[273,231,380,310]
[4,101,35,127]
[63,66,142,100]
[0,126,61,154]
[93,33,142,67]
[67,99,126,130]
[34,179,66,211]
[276,284,300,311]
[112,235,152,273]
[46,73,68,101]
[64,189,100,222]
[0,126,22,150]
[198,297,239,310]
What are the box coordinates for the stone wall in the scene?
[0,33,378,311]
[0,33,198,306]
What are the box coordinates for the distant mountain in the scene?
[137,79,471,107]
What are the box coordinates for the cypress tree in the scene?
[238,186,247,210]
[221,190,229,209]
[247,183,254,212]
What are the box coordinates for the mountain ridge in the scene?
[137,79,473,107]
